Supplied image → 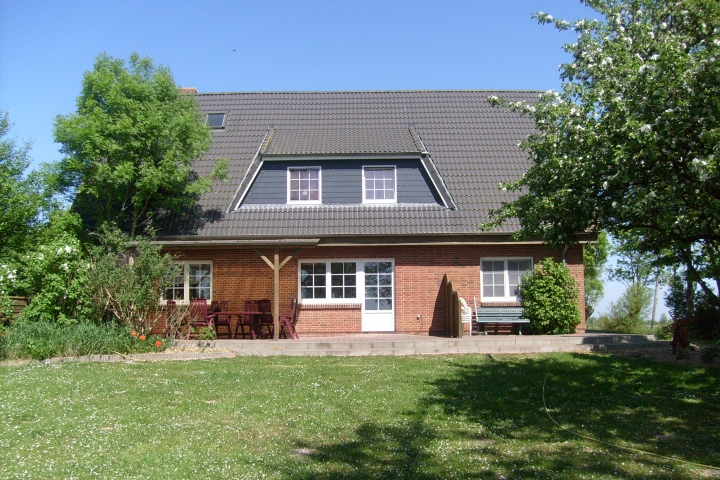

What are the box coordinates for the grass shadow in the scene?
[276,354,720,479]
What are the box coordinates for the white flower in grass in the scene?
[61,263,69,272]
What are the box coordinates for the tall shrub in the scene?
[89,226,178,334]
[0,263,16,321]
[520,258,581,335]
[17,230,97,325]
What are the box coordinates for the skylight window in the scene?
[206,113,226,129]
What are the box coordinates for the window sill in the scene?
[299,303,361,310]
[480,300,523,307]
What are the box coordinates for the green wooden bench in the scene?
[474,305,529,335]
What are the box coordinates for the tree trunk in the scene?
[651,272,660,329]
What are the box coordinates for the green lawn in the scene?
[1,353,719,479]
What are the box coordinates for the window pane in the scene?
[206,113,225,128]
[289,168,320,202]
[331,287,343,298]
[346,287,356,298]
[379,275,392,285]
[365,274,377,286]
[365,299,378,310]
[379,287,392,298]
[379,262,392,273]
[300,262,327,297]
[365,262,378,274]
[364,167,395,202]
[379,299,392,310]
[365,287,378,298]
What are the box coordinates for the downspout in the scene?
[561,244,569,264]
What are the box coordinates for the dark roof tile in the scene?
[164,90,536,239]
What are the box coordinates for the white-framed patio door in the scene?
[361,260,395,331]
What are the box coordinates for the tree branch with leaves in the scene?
[483,0,720,308]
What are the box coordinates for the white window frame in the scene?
[362,166,397,204]
[480,258,533,302]
[298,259,394,306]
[162,261,213,305]
[287,167,322,204]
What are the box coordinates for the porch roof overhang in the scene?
[154,237,320,248]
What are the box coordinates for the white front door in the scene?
[361,260,395,331]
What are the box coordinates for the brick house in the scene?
[158,90,586,337]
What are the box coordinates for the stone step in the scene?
[204,335,670,357]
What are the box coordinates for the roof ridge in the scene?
[191,89,544,96]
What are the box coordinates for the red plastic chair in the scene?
[279,298,299,339]
[258,299,273,338]
[187,299,213,339]
[210,300,231,339]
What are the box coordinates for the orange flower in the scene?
[139,334,146,341]
[131,330,137,337]
[155,340,162,347]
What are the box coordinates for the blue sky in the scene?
[0,0,666,318]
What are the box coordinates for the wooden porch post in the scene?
[274,249,280,340]
[253,248,299,340]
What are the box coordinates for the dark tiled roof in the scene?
[174,90,538,239]
[263,128,420,156]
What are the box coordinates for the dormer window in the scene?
[288,167,321,204]
[206,113,226,129]
[363,166,396,203]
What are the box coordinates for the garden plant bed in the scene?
[1,353,718,479]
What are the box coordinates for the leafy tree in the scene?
[583,230,609,318]
[607,232,672,327]
[607,235,657,287]
[520,258,581,334]
[54,53,227,237]
[484,0,720,308]
[0,113,47,258]
[599,282,652,333]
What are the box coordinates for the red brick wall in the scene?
[160,243,585,337]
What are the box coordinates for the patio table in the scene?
[209,311,263,339]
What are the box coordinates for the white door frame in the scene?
[360,259,395,332]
